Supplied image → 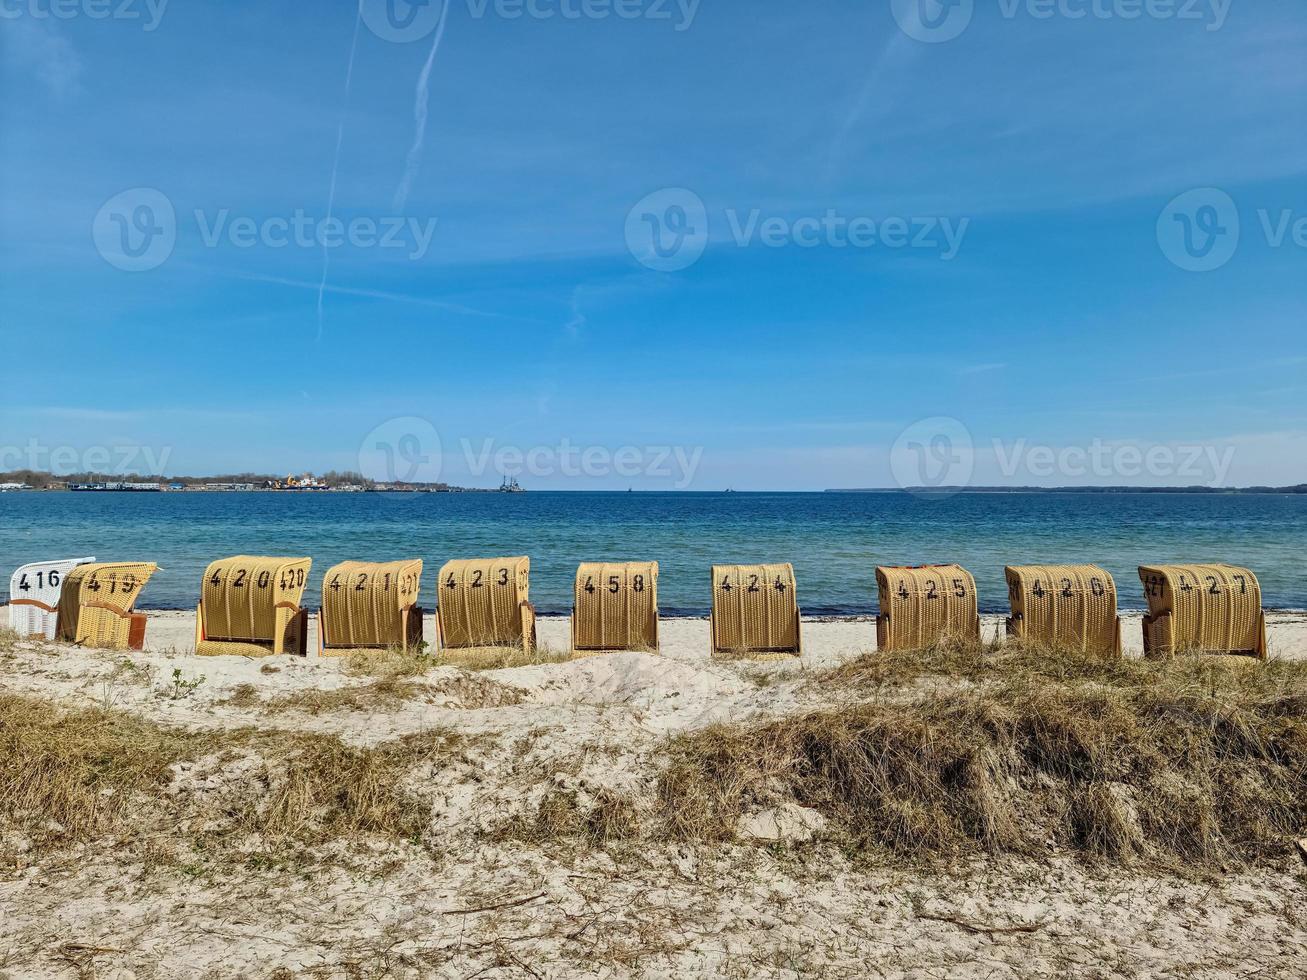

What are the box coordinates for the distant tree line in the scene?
[0,469,482,491]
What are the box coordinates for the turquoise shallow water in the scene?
[2,491,1304,614]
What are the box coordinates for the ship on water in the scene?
[499,476,525,493]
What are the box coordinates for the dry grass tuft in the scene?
[0,694,217,849]
[344,647,438,679]
[257,678,420,715]
[661,642,1307,869]
[221,683,261,708]
[0,694,467,857]
[0,627,21,653]
[434,645,572,672]
[494,788,643,848]
[237,732,459,843]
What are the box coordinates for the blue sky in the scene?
[1,0,1304,489]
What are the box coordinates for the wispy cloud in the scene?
[316,1,366,342]
[393,3,452,211]
[4,19,83,98]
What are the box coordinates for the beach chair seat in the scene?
[55,562,158,650]
[1139,564,1266,659]
[571,561,659,656]
[876,564,980,652]
[195,556,311,657]
[1005,564,1121,657]
[710,563,802,660]
[319,559,424,656]
[435,557,535,652]
[7,556,95,640]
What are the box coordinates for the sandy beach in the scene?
[2,610,1305,978]
[135,608,1307,663]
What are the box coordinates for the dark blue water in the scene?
[2,491,1304,614]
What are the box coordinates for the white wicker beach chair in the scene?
[7,557,96,639]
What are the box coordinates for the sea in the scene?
[2,491,1305,614]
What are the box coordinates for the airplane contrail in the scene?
[316,0,365,342]
[392,1,451,211]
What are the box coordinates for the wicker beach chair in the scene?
[876,564,981,652]
[7,556,96,640]
[571,561,659,657]
[55,561,158,650]
[1005,564,1122,657]
[319,559,424,656]
[710,563,802,660]
[435,557,536,653]
[1139,564,1267,660]
[194,556,311,657]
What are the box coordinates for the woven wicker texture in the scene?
[1005,564,1121,657]
[436,557,534,651]
[196,556,311,657]
[710,563,801,658]
[320,559,423,654]
[55,562,157,650]
[1138,564,1266,659]
[875,564,980,652]
[8,556,95,639]
[571,562,659,653]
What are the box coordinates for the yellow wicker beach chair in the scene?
[710,563,802,660]
[55,561,158,650]
[319,559,424,656]
[876,564,980,652]
[194,556,311,657]
[571,561,659,657]
[1138,564,1266,660]
[1005,564,1121,657]
[8,556,96,640]
[435,557,535,652]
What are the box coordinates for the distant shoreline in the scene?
[827,486,1307,495]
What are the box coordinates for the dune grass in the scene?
[0,693,465,856]
[659,641,1307,869]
